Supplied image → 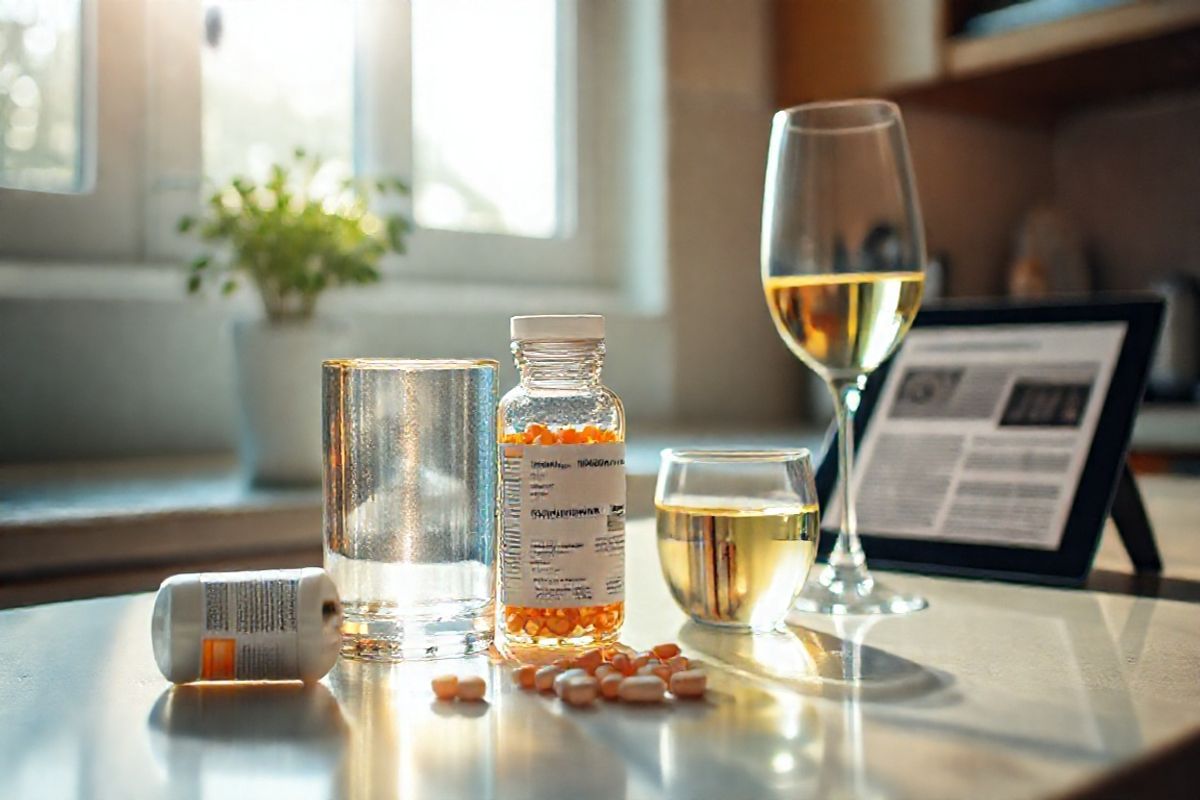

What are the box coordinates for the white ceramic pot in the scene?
[233,319,350,485]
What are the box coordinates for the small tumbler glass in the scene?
[655,449,820,632]
[323,358,498,660]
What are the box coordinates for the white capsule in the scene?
[534,665,563,692]
[553,668,589,697]
[618,675,667,703]
[561,676,599,706]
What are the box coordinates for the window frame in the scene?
[0,0,140,261]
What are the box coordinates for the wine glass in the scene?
[760,99,928,615]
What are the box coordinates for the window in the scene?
[411,0,562,239]
[0,0,657,294]
[201,0,354,187]
[0,0,87,193]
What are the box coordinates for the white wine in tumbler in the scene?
[656,499,818,630]
[764,272,924,379]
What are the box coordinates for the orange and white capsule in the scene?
[513,664,538,690]
[431,674,459,701]
[652,643,681,660]
[669,669,706,699]
[576,649,604,674]
[599,673,624,700]
[457,675,487,702]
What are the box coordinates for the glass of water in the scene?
[323,358,498,660]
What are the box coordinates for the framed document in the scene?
[815,297,1164,585]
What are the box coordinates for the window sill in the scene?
[0,455,322,607]
[0,261,667,318]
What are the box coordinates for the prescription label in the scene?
[200,571,301,680]
[500,443,625,608]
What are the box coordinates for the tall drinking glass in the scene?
[761,100,927,615]
[323,358,498,659]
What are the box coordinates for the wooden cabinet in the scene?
[772,0,944,101]
[773,0,1200,122]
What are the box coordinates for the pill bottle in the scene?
[499,314,626,653]
[151,568,343,683]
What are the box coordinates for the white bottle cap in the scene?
[511,314,605,341]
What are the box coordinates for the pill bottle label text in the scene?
[500,443,625,608]
[200,571,302,680]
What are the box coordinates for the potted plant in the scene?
[179,149,409,484]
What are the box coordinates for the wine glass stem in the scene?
[829,376,869,578]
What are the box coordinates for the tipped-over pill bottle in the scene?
[151,568,342,683]
[499,314,626,652]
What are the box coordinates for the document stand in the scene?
[1111,462,1162,573]
[812,297,1167,585]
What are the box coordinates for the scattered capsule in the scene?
[666,655,690,673]
[561,676,599,706]
[619,675,667,704]
[633,652,653,669]
[457,675,487,702]
[576,648,604,674]
[599,673,624,700]
[431,674,459,701]
[611,653,634,676]
[669,669,707,699]
[554,668,588,698]
[534,665,563,692]
[637,662,671,679]
[653,643,681,660]
[513,664,538,690]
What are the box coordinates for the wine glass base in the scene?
[789,569,928,617]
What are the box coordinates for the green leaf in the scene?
[386,216,409,252]
[187,274,202,293]
[221,279,238,296]
[177,216,195,233]
[190,255,210,271]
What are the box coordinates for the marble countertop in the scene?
[2,517,1199,800]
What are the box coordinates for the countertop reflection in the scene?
[1,519,1198,799]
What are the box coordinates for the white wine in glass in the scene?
[761,100,928,615]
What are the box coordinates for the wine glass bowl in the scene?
[760,99,928,616]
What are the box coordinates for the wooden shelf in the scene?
[774,0,1200,124]
[895,22,1200,123]
[947,0,1200,78]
